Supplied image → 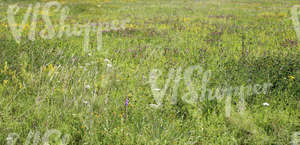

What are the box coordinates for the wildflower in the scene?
[3,80,8,85]
[3,61,8,72]
[183,17,188,22]
[104,58,110,62]
[289,75,295,80]
[83,100,89,104]
[48,64,55,73]
[277,12,287,18]
[24,24,30,29]
[85,85,91,89]
[18,82,23,88]
[107,63,112,68]
[104,58,112,67]
[125,97,129,107]
[262,102,270,106]
[257,12,275,18]
[129,24,134,29]
[42,65,47,72]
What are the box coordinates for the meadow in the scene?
[0,0,299,144]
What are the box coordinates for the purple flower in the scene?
[125,97,129,107]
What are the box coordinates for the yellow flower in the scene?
[277,12,287,18]
[42,65,47,72]
[24,24,30,29]
[183,17,187,22]
[3,80,8,85]
[48,64,55,73]
[183,17,190,22]
[19,82,23,88]
[40,10,46,15]
[288,75,295,80]
[3,61,8,72]
[129,24,134,28]
[257,12,275,18]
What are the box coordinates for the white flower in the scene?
[262,102,270,106]
[107,63,112,68]
[104,58,111,63]
[150,104,161,109]
[104,58,112,68]
[83,100,89,104]
[85,85,91,89]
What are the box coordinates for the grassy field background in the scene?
[0,0,299,144]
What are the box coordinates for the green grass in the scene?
[0,0,299,144]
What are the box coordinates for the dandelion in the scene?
[289,75,295,80]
